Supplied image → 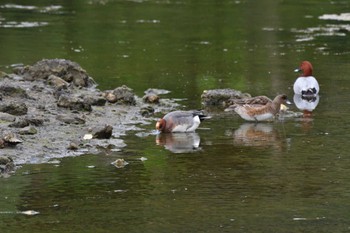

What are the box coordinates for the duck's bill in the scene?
[294,68,301,73]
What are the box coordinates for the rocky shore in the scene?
[0,59,182,172]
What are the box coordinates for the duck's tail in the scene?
[192,110,211,121]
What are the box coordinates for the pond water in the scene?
[1,0,350,232]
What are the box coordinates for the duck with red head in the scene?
[156,110,210,133]
[293,61,320,96]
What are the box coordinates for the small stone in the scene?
[19,126,38,135]
[3,132,22,145]
[67,141,79,150]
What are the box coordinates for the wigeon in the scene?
[156,110,210,133]
[228,95,272,106]
[293,61,319,96]
[225,94,290,122]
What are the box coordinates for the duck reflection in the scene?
[293,94,319,117]
[233,123,285,150]
[156,133,201,153]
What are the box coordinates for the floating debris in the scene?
[21,210,40,216]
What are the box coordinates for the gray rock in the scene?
[14,59,96,88]
[104,85,136,105]
[0,156,15,174]
[0,84,28,98]
[56,114,86,124]
[143,93,160,104]
[140,105,155,117]
[57,95,92,111]
[47,74,69,89]
[0,112,16,122]
[92,125,113,139]
[0,102,28,116]
[84,95,106,106]
[19,126,38,135]
[201,89,251,107]
[9,119,30,128]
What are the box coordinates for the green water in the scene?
[1,0,350,232]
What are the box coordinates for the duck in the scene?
[228,95,272,106]
[225,94,290,122]
[156,110,210,133]
[293,61,319,96]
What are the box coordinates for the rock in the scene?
[67,141,80,150]
[83,95,106,106]
[19,126,38,135]
[0,102,28,116]
[0,84,28,98]
[0,156,15,174]
[140,105,155,117]
[0,112,16,122]
[104,85,136,105]
[92,125,113,139]
[57,95,92,111]
[14,59,96,87]
[143,93,160,104]
[201,89,251,107]
[47,74,69,89]
[56,114,86,124]
[25,117,45,126]
[9,119,30,128]
[2,132,22,145]
[0,139,5,148]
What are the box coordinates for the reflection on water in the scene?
[232,123,288,151]
[156,133,201,153]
